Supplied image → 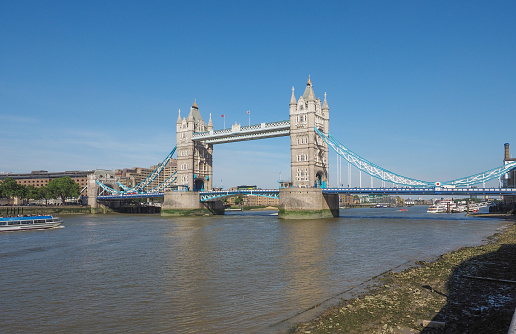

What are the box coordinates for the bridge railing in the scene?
[192,120,290,142]
[199,189,280,201]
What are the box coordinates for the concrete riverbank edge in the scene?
[289,222,516,334]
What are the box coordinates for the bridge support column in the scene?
[87,174,98,209]
[278,188,339,219]
[161,191,224,216]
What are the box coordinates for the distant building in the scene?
[115,158,177,190]
[0,170,92,194]
[225,187,279,207]
[245,195,279,207]
[339,193,357,207]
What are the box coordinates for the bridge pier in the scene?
[278,188,339,219]
[161,191,224,216]
[87,174,98,208]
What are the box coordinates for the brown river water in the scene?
[0,206,509,333]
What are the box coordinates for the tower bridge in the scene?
[90,77,516,218]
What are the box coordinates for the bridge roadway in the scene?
[96,187,516,201]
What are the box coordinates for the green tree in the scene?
[39,186,50,205]
[46,177,80,204]
[234,195,243,204]
[26,185,42,201]
[15,185,28,202]
[0,177,23,199]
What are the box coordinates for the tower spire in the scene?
[303,75,316,101]
[177,109,181,123]
[290,86,297,105]
[322,92,329,110]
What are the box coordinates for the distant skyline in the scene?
[1,1,515,188]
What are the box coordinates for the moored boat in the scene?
[427,198,460,213]
[0,215,63,232]
[427,205,446,213]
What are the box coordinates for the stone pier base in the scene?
[161,191,224,216]
[278,188,339,219]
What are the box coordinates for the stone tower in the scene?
[289,76,330,188]
[176,101,213,191]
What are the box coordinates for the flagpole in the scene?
[248,110,250,126]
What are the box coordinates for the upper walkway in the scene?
[191,120,290,144]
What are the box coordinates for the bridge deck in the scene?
[322,187,516,195]
[191,120,290,144]
[95,187,516,200]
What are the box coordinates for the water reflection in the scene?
[279,220,334,311]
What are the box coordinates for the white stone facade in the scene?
[289,77,330,188]
[176,102,213,191]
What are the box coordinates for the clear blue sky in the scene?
[1,1,515,189]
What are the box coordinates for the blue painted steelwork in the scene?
[147,171,177,192]
[199,189,280,202]
[121,146,177,193]
[191,120,290,144]
[315,127,433,187]
[96,180,122,195]
[315,127,516,188]
[322,187,516,196]
[96,186,516,201]
[96,146,177,195]
[441,162,516,187]
[97,192,164,200]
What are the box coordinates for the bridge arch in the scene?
[194,178,205,192]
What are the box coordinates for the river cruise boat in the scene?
[427,205,446,213]
[427,199,458,213]
[0,215,63,232]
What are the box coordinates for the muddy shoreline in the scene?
[288,222,516,334]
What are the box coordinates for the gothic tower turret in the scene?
[289,76,329,188]
[176,101,213,191]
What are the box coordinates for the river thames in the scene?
[0,206,509,333]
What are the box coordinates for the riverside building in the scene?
[0,170,92,192]
[115,158,177,190]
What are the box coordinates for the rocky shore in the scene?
[290,221,516,334]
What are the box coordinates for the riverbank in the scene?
[290,222,516,334]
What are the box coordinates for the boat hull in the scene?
[0,216,63,232]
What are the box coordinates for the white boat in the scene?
[427,199,458,213]
[0,215,63,232]
[427,205,446,213]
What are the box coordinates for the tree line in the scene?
[0,177,80,205]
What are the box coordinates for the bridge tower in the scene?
[279,77,338,219]
[176,101,213,192]
[289,76,330,188]
[163,101,222,216]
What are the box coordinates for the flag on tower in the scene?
[247,110,250,114]
[220,114,225,117]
